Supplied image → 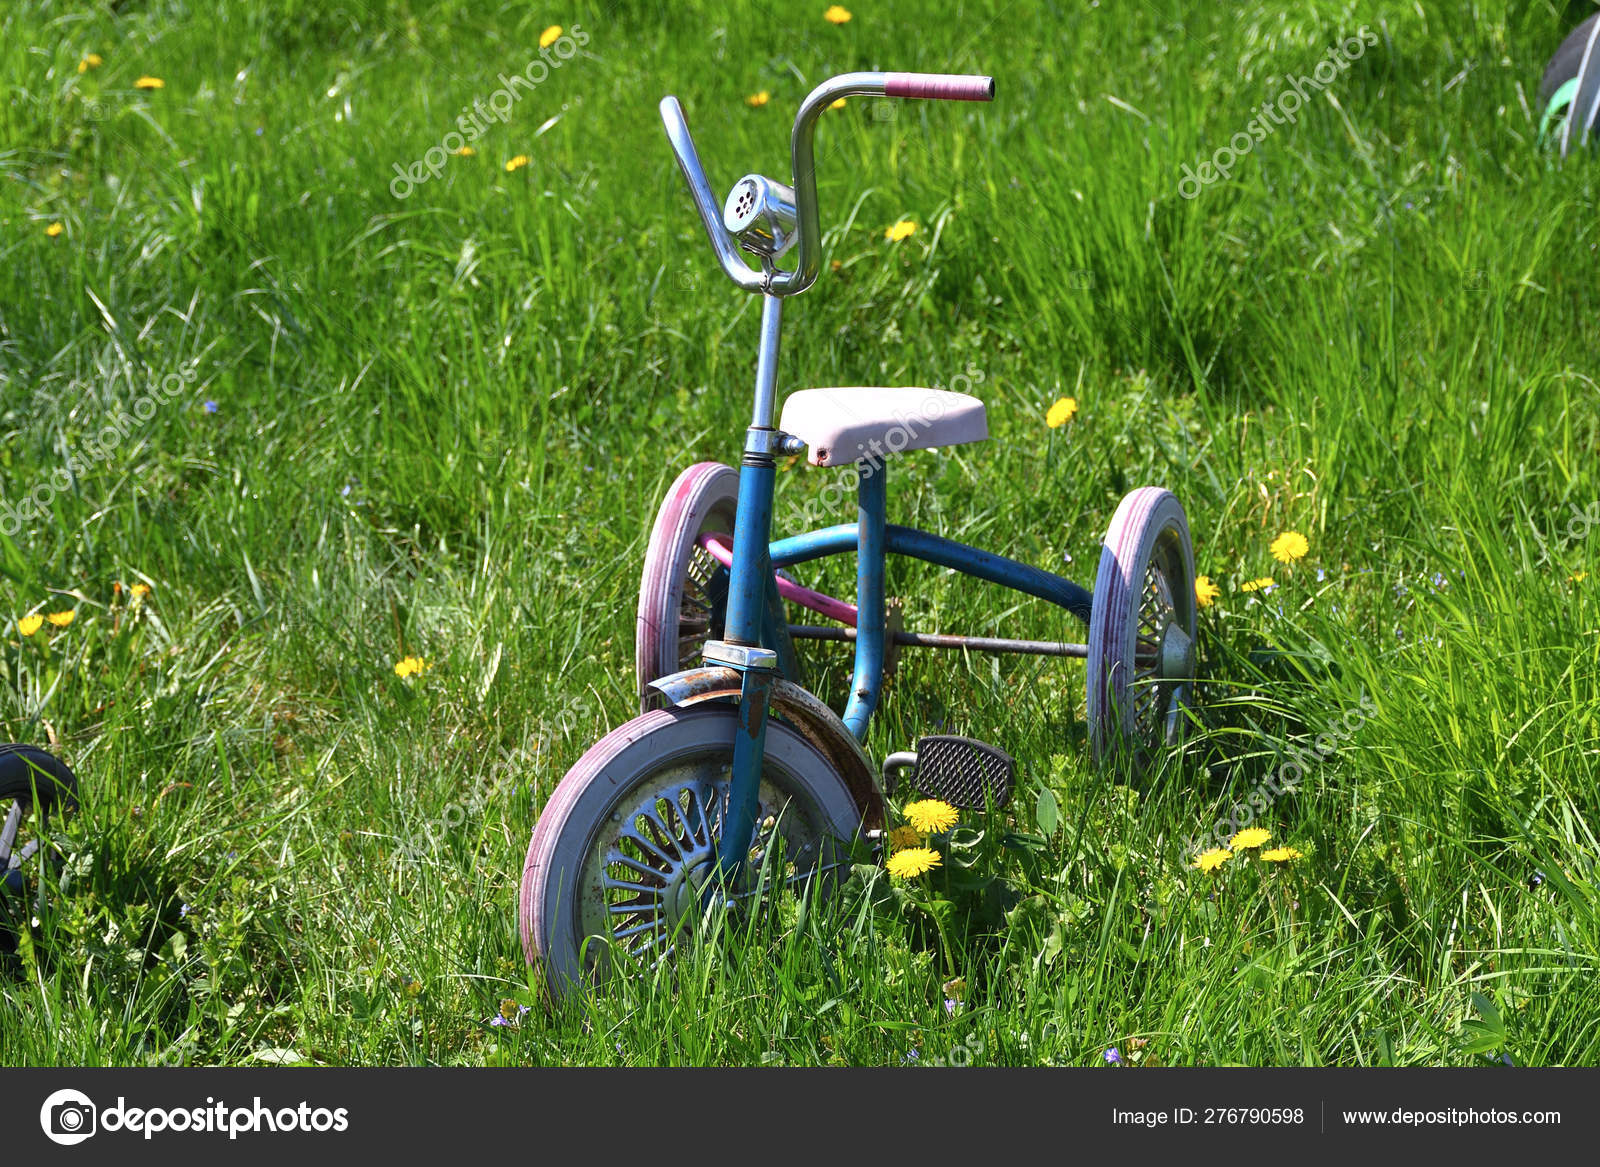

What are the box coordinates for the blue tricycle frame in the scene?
[648,293,1097,876]
[520,69,1199,995]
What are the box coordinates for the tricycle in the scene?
[520,70,1200,996]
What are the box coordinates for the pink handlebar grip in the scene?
[883,73,996,101]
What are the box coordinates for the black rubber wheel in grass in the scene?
[1,745,79,955]
[1540,12,1600,152]
[0,745,79,814]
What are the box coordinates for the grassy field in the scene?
[2,0,1598,1067]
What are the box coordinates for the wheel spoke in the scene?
[606,852,667,880]
[608,898,658,916]
[601,875,664,896]
[618,827,676,867]
[612,919,666,942]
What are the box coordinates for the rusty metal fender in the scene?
[648,666,885,830]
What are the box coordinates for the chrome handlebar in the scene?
[659,95,767,293]
[660,71,994,297]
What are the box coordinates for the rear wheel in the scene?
[520,706,862,996]
[636,462,820,707]
[636,463,740,711]
[1086,488,1198,774]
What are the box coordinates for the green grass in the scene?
[2,0,1598,1066]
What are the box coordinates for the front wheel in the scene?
[520,706,863,996]
[1086,488,1198,774]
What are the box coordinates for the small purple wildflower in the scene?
[203,401,218,414]
[341,484,352,497]
[1104,1047,1124,1066]
[489,1015,512,1027]
[179,903,190,917]
[944,998,960,1016]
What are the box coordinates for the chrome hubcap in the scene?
[664,856,717,927]
[1159,621,1194,681]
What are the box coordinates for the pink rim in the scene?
[1086,487,1196,771]
[635,462,740,711]
[520,707,678,980]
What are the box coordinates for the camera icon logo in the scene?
[39,1089,97,1146]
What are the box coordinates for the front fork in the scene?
[715,455,781,875]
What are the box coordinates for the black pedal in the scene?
[910,736,1015,810]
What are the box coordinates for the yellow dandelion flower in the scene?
[131,583,151,598]
[886,847,941,878]
[18,614,44,637]
[1270,530,1309,564]
[134,76,164,90]
[830,97,847,110]
[453,145,476,157]
[746,91,770,107]
[1229,827,1271,850]
[824,5,852,23]
[539,25,563,48]
[1260,847,1303,862]
[504,154,530,172]
[888,825,923,852]
[904,798,959,833]
[78,53,103,73]
[393,655,429,677]
[46,610,75,628]
[45,222,64,237]
[1571,571,1588,583]
[1195,574,1220,608]
[884,219,917,242]
[1240,577,1275,593]
[1192,847,1233,873]
[1046,396,1078,428]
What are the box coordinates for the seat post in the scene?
[842,460,887,741]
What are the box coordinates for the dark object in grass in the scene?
[0,744,80,957]
[1539,12,1600,155]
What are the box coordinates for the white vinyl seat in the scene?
[778,387,988,468]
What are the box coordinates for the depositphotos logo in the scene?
[39,1088,350,1144]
